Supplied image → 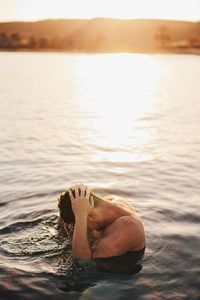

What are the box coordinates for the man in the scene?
[57,183,145,273]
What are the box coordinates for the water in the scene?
[0,52,200,299]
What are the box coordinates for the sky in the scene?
[0,0,200,22]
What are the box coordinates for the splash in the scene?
[0,215,81,276]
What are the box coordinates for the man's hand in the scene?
[69,184,93,260]
[69,184,94,219]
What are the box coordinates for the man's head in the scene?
[57,186,104,230]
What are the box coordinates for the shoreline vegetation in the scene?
[0,18,200,55]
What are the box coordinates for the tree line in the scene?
[155,26,200,49]
[0,31,107,51]
[0,27,200,51]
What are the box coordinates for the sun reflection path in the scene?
[72,54,166,162]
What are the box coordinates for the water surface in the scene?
[0,52,200,299]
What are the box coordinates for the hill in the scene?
[0,18,200,52]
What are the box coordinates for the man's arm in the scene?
[92,217,134,259]
[72,213,91,260]
[69,184,93,260]
[73,216,134,260]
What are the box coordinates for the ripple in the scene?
[0,215,68,258]
[7,189,62,203]
[0,218,43,235]
[1,52,200,299]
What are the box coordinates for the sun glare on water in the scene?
[71,54,165,162]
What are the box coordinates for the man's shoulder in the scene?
[107,215,136,233]
[116,215,132,221]
[115,215,136,226]
[112,215,144,235]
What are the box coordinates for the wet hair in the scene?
[57,190,75,224]
[57,188,103,224]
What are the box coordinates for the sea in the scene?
[0,52,200,300]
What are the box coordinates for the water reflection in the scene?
[71,54,166,162]
[0,52,200,299]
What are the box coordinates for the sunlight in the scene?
[72,54,164,162]
[74,54,163,118]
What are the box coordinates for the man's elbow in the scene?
[72,250,91,260]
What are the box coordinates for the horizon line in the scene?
[0,17,199,24]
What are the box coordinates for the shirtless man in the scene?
[57,184,145,273]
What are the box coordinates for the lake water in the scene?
[0,52,200,300]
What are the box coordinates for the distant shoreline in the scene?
[0,47,200,55]
[1,19,200,55]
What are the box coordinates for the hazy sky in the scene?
[0,0,200,22]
